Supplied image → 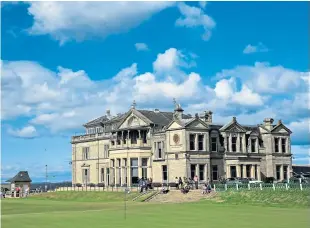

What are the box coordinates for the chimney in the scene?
[232,116,237,123]
[106,110,111,119]
[278,119,282,125]
[203,110,213,123]
[263,118,274,130]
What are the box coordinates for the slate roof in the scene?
[137,110,192,126]
[6,171,32,183]
[83,115,109,127]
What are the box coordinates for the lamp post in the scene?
[45,164,48,192]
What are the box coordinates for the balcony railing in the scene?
[71,132,111,143]
[110,139,151,149]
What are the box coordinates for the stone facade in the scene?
[71,101,293,186]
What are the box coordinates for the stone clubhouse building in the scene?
[71,100,293,186]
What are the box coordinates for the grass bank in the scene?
[29,191,139,202]
[208,189,310,208]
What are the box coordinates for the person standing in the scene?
[194,175,199,189]
[175,177,179,189]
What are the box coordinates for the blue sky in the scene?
[1,1,309,182]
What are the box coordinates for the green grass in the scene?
[1,191,309,228]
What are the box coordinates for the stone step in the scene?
[148,190,216,203]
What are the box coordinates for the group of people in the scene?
[175,176,212,194]
[138,178,153,193]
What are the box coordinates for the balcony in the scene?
[71,132,111,143]
[109,139,151,150]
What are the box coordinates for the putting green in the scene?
[1,191,309,228]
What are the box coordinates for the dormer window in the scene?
[251,138,256,152]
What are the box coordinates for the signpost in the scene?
[124,188,130,220]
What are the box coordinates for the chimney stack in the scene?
[106,110,111,119]
[263,118,274,130]
[203,110,213,123]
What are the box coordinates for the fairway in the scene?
[1,192,309,228]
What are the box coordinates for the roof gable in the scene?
[118,112,149,129]
[271,122,292,134]
[219,117,246,132]
[116,109,153,129]
[166,120,183,130]
[185,118,209,129]
[6,171,32,183]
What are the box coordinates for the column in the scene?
[248,138,252,153]
[228,134,232,152]
[195,134,198,151]
[236,165,241,178]
[195,164,199,177]
[137,130,141,146]
[127,163,131,186]
[154,142,157,158]
[250,165,255,178]
[126,130,131,147]
[257,166,261,181]
[236,133,240,153]
[242,165,246,178]
[280,165,284,180]
[286,137,290,154]
[138,157,142,179]
[121,131,124,147]
[242,136,246,153]
[205,133,209,152]
[223,133,227,152]
[279,138,282,153]
[204,164,208,181]
[114,161,118,185]
[226,165,231,178]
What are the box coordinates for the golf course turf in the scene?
[1,191,309,228]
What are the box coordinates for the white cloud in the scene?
[135,43,149,51]
[1,48,308,150]
[175,2,215,41]
[8,125,38,138]
[153,48,196,73]
[26,2,174,44]
[243,42,269,54]
[216,62,309,94]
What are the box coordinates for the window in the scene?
[198,135,204,150]
[251,139,256,152]
[274,138,279,152]
[282,138,286,153]
[239,137,243,152]
[254,165,257,179]
[199,165,205,181]
[212,165,218,181]
[283,165,288,180]
[162,165,167,181]
[131,131,137,144]
[226,137,230,151]
[82,147,89,160]
[190,164,196,179]
[142,158,148,167]
[130,158,138,184]
[211,137,217,152]
[104,145,109,158]
[240,165,244,178]
[246,165,251,178]
[158,142,162,158]
[276,165,281,180]
[100,168,104,182]
[175,154,179,160]
[230,166,236,178]
[82,169,90,184]
[232,137,237,152]
[190,134,195,150]
[117,159,121,167]
[124,158,127,167]
[96,127,100,133]
[111,159,115,167]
